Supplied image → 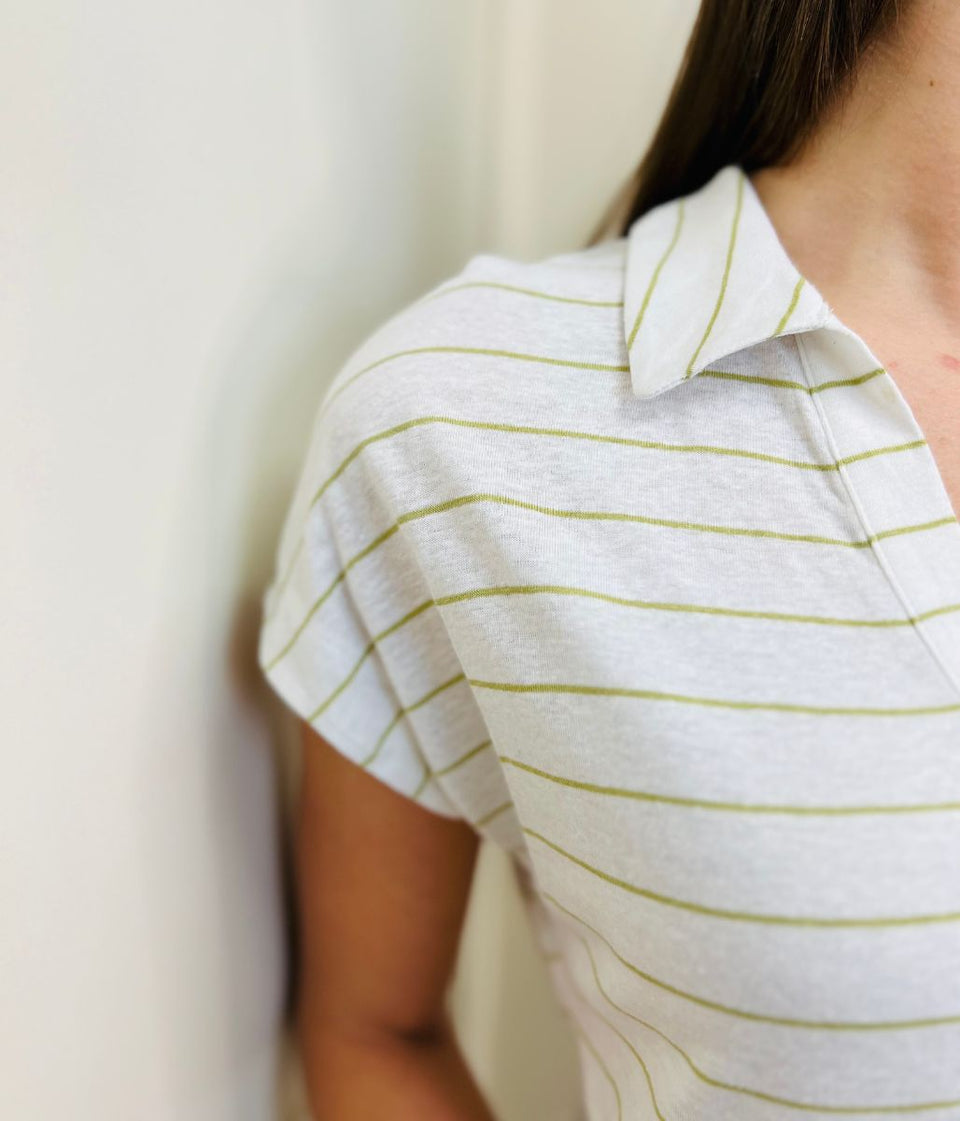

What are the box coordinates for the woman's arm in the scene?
[295,719,498,1121]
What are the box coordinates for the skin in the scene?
[295,718,498,1120]
[750,0,960,516]
[296,3,960,1116]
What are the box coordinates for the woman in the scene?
[258,0,960,1116]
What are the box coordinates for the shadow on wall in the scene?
[135,1,588,1116]
[135,242,414,1117]
[177,220,583,1120]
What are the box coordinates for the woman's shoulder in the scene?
[450,237,629,297]
[427,239,629,337]
[319,238,631,433]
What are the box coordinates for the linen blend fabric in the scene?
[256,163,960,1118]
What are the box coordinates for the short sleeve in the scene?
[256,306,513,827]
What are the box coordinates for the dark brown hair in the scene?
[587,0,906,244]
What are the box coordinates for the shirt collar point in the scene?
[621,162,834,400]
[627,350,704,399]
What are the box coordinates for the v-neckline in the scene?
[812,307,960,540]
[879,363,960,526]
[796,319,960,692]
[743,167,960,533]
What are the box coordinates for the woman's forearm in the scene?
[299,1010,498,1121]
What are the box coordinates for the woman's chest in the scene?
[809,303,960,520]
[884,351,960,518]
[464,518,960,1093]
[479,531,960,1098]
[411,350,960,826]
[441,480,960,818]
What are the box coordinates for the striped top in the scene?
[257,163,960,1118]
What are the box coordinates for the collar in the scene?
[622,163,835,398]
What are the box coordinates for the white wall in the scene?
[0,2,697,1118]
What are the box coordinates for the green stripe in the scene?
[433,737,492,777]
[562,932,960,1114]
[875,515,958,542]
[565,1017,623,1121]
[774,276,806,335]
[411,762,431,800]
[542,890,960,1031]
[841,438,929,466]
[378,735,493,809]
[358,672,465,770]
[501,755,960,815]
[320,345,629,417]
[526,827,960,926]
[421,279,623,309]
[274,578,960,754]
[475,678,960,717]
[309,325,888,449]
[475,799,512,827]
[263,487,958,670]
[436,581,960,630]
[402,491,944,550]
[304,598,434,720]
[277,578,960,742]
[684,169,745,378]
[263,408,927,622]
[262,520,401,671]
[568,979,664,1119]
[412,738,494,802]
[701,365,887,393]
[301,672,468,800]
[449,583,960,682]
[627,201,686,350]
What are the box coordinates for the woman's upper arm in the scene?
[295,717,481,1043]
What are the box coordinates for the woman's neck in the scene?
[750,0,960,334]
